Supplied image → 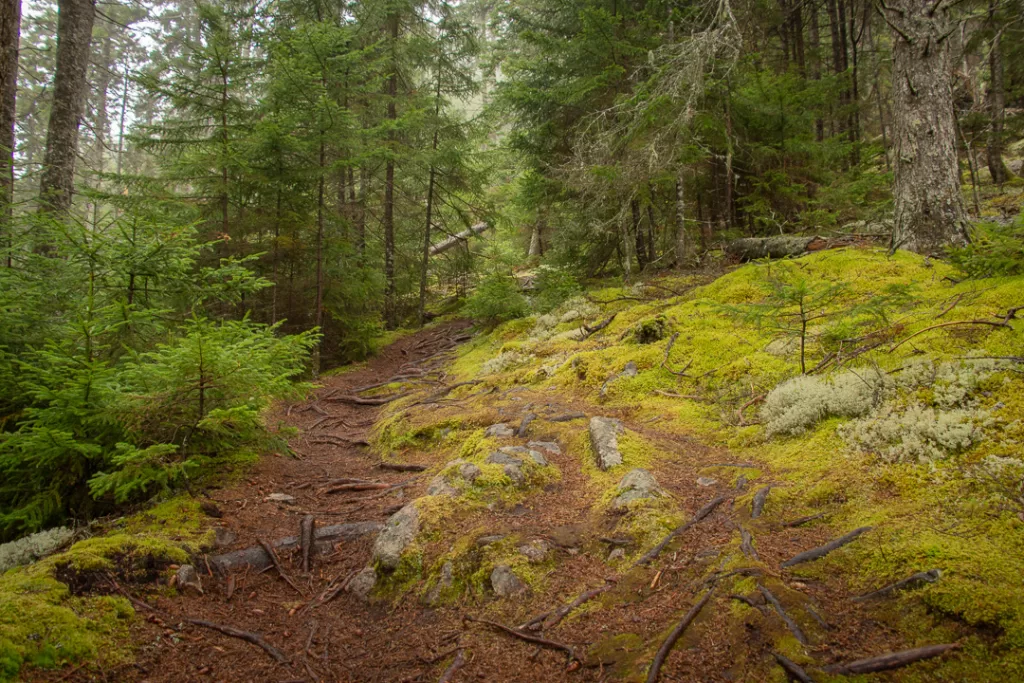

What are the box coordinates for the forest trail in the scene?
[111,322,955,683]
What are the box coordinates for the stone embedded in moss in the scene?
[485,423,515,438]
[490,565,528,597]
[628,315,671,344]
[373,504,419,571]
[590,417,624,470]
[612,469,665,509]
[348,567,377,601]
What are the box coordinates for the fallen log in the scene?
[823,643,960,675]
[645,588,715,683]
[580,314,617,340]
[751,486,771,519]
[773,652,815,683]
[429,222,491,256]
[781,527,872,568]
[724,235,818,262]
[208,521,383,574]
[852,569,941,602]
[636,495,727,566]
[463,615,576,661]
[759,585,808,646]
[184,618,289,665]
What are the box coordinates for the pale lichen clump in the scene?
[0,527,75,574]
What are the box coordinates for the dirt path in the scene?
[98,323,958,682]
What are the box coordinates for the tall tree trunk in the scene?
[631,198,647,271]
[382,11,398,329]
[986,0,1011,185]
[885,0,969,254]
[355,166,367,259]
[38,0,96,215]
[312,135,325,376]
[825,0,846,138]
[0,0,19,266]
[674,173,690,266]
[808,0,824,141]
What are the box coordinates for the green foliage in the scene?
[531,266,581,313]
[463,272,530,324]
[951,217,1024,278]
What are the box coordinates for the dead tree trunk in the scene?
[884,0,969,254]
[0,0,19,265]
[38,0,96,216]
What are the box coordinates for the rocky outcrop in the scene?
[485,423,515,438]
[373,504,419,571]
[589,417,624,469]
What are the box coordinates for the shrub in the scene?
[532,266,581,313]
[950,217,1024,278]
[464,272,529,324]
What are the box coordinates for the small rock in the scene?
[475,534,506,547]
[491,565,528,597]
[426,475,458,497]
[348,567,376,601]
[622,361,639,378]
[518,541,550,564]
[607,548,626,562]
[426,562,454,605]
[527,441,562,456]
[485,423,515,438]
[175,565,204,595]
[373,504,419,571]
[457,461,482,483]
[589,417,624,470]
[696,476,718,487]
[213,527,237,549]
[486,451,524,466]
[266,493,296,503]
[612,468,664,509]
[504,463,526,486]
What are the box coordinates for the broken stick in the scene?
[781,526,872,568]
[823,643,960,675]
[645,588,715,683]
[759,585,808,646]
[636,495,726,566]
[299,516,316,573]
[463,615,575,661]
[185,618,289,664]
[257,538,306,596]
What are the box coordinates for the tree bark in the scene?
[38,0,96,215]
[674,174,690,267]
[631,198,647,271]
[382,11,399,329]
[0,0,19,265]
[885,0,969,254]
[986,0,1011,185]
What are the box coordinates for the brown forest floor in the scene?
[63,321,954,683]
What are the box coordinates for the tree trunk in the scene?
[382,11,398,329]
[38,0,96,215]
[631,198,647,271]
[528,221,542,258]
[885,0,969,254]
[986,1,1011,185]
[809,2,824,141]
[0,0,19,266]
[674,173,690,267]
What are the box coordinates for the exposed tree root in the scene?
[184,618,290,665]
[438,649,467,683]
[823,643,960,674]
[783,512,826,528]
[257,538,306,597]
[645,588,715,683]
[299,516,315,573]
[759,585,808,646]
[751,486,771,519]
[781,527,872,568]
[636,495,727,566]
[852,569,941,602]
[463,615,576,661]
[519,582,613,632]
[773,652,815,682]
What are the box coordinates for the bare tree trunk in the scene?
[382,11,398,329]
[38,0,96,215]
[528,222,542,258]
[986,1,1011,185]
[0,0,19,266]
[885,0,969,254]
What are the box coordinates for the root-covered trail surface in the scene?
[102,322,965,682]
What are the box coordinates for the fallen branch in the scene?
[579,314,617,340]
[548,412,587,422]
[890,319,1011,353]
[184,618,290,665]
[773,652,815,683]
[783,512,826,528]
[438,649,466,683]
[822,643,960,675]
[759,585,808,645]
[636,495,727,566]
[257,538,306,596]
[751,486,771,519]
[736,393,766,426]
[323,482,393,494]
[645,588,715,683]
[781,527,872,568]
[852,569,941,602]
[325,392,410,406]
[654,390,710,401]
[463,615,576,660]
[519,583,613,632]
[660,333,693,377]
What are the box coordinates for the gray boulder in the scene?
[373,504,419,570]
[458,461,482,483]
[500,445,548,466]
[485,423,515,438]
[486,451,524,466]
[612,468,664,509]
[589,417,624,470]
[491,565,528,597]
[528,441,562,456]
[426,475,458,497]
[518,540,550,564]
[504,464,526,486]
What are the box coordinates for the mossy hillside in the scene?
[435,248,1024,678]
[0,497,211,681]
